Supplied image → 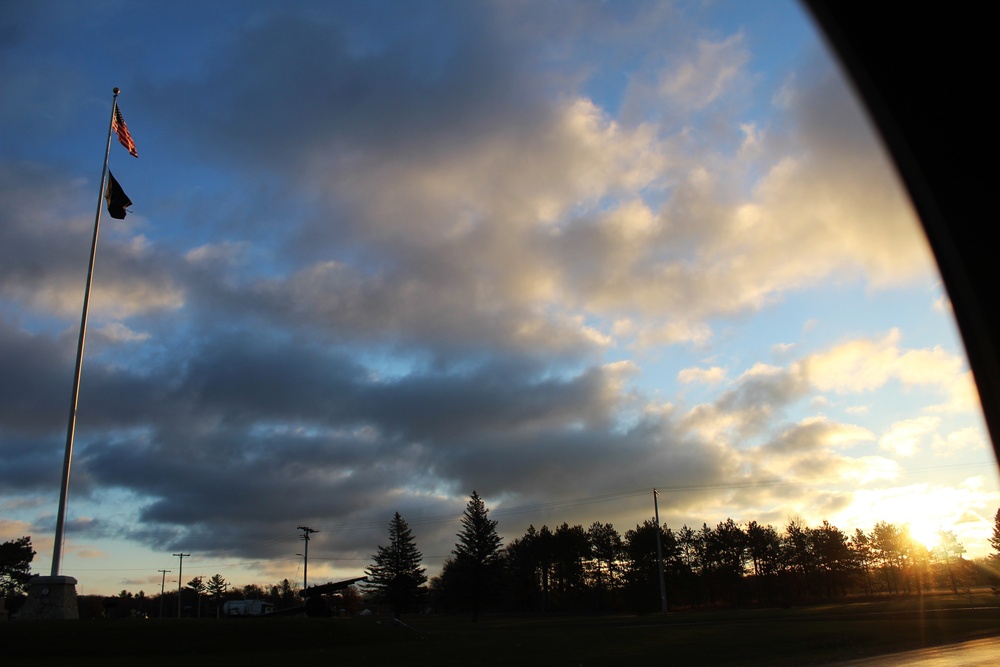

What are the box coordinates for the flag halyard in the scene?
[112,104,138,157]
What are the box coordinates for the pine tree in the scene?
[991,508,1000,557]
[206,574,228,618]
[445,490,503,621]
[365,512,427,619]
[186,576,205,617]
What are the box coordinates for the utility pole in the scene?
[158,569,171,618]
[173,553,189,618]
[653,489,668,613]
[296,526,318,594]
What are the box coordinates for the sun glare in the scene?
[843,483,985,553]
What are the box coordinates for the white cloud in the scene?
[95,322,150,343]
[185,241,252,265]
[771,341,795,355]
[879,416,941,456]
[677,365,726,385]
[655,33,750,111]
[803,330,975,412]
[931,426,988,456]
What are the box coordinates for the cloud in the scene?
[931,426,987,457]
[0,518,34,541]
[802,329,976,411]
[879,416,941,457]
[1,1,994,588]
[677,365,726,385]
[94,323,150,344]
[743,416,886,489]
[0,165,185,322]
[678,362,811,450]
[656,33,751,111]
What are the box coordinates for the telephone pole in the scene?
[653,489,668,613]
[296,526,318,594]
[158,569,171,618]
[173,553,189,617]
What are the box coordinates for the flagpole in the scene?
[50,87,120,577]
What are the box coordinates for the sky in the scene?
[1,0,997,596]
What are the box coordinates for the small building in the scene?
[222,599,274,616]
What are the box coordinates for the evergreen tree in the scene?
[365,512,427,618]
[445,490,503,621]
[206,574,228,618]
[623,519,675,613]
[588,522,624,609]
[186,576,205,617]
[0,536,35,599]
[991,508,1000,557]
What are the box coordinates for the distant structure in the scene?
[223,599,274,617]
[301,576,368,617]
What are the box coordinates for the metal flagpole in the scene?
[50,87,120,577]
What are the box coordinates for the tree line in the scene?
[71,576,360,619]
[5,500,1000,618]
[364,495,1000,617]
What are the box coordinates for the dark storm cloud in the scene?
[180,254,604,365]
[141,7,540,171]
[431,410,739,505]
[0,320,74,434]
[40,325,656,551]
[0,433,63,491]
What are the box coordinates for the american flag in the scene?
[112,105,138,157]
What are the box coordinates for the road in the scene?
[835,636,1000,666]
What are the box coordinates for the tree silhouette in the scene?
[444,490,503,621]
[186,576,205,617]
[810,521,851,597]
[550,523,590,609]
[588,522,624,609]
[872,522,907,594]
[242,583,266,600]
[934,530,966,594]
[746,521,781,602]
[991,508,1000,557]
[365,512,427,619]
[850,528,875,595]
[206,574,228,617]
[0,536,35,599]
[624,519,675,613]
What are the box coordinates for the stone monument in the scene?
[19,576,79,620]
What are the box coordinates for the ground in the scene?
[3,591,999,666]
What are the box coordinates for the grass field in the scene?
[4,592,1000,666]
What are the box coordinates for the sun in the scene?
[905,514,945,552]
[840,483,971,552]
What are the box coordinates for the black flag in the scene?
[105,170,132,219]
